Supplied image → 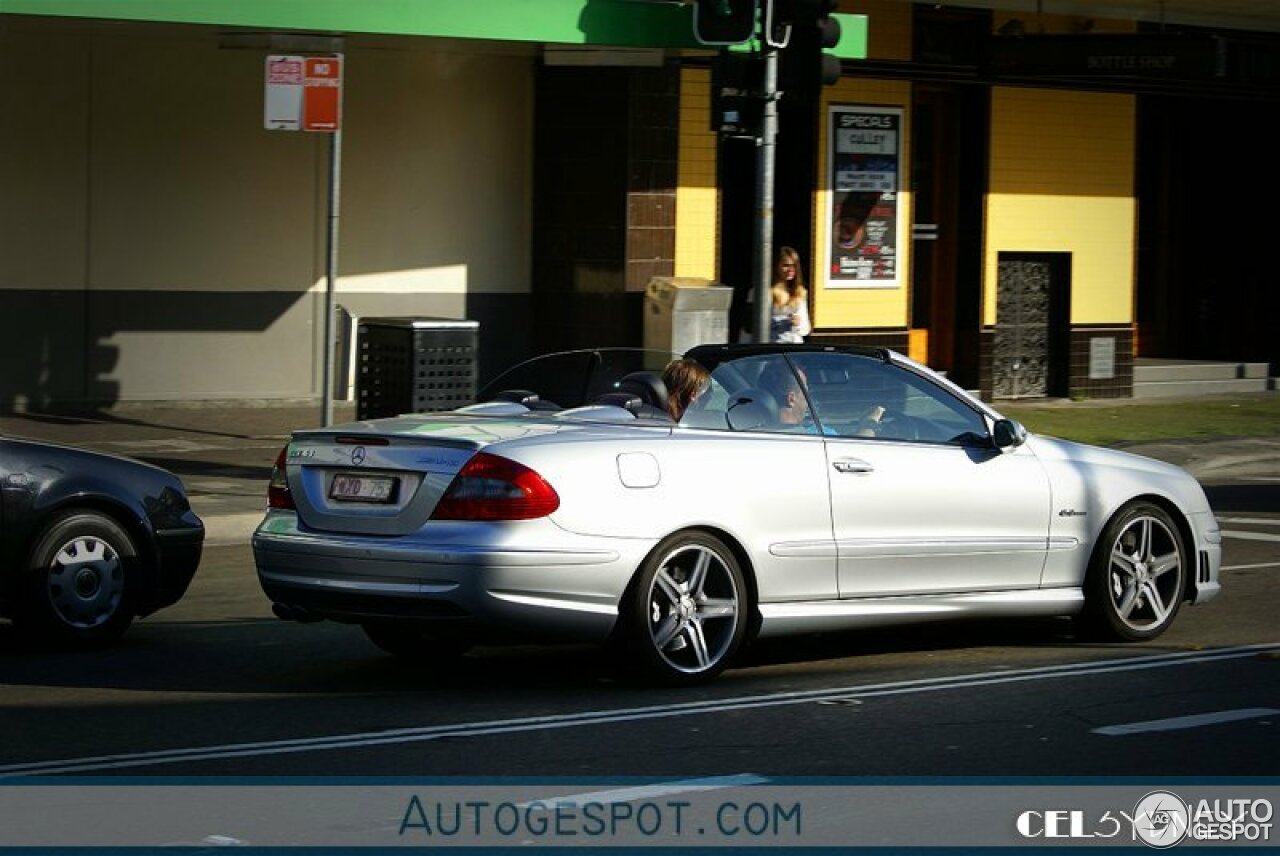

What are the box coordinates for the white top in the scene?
[770,300,811,343]
[741,292,812,343]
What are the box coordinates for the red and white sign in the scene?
[264,54,343,132]
[302,56,341,131]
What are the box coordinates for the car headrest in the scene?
[592,390,671,421]
[616,371,669,411]
[491,388,560,411]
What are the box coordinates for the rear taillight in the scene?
[431,452,560,521]
[267,445,295,510]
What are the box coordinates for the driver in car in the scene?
[760,359,885,437]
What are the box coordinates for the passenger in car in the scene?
[661,358,711,422]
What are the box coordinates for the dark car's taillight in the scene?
[431,452,559,521]
[267,445,295,510]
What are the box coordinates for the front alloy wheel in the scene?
[1082,502,1187,641]
[625,532,748,685]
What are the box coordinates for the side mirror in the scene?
[992,418,1027,451]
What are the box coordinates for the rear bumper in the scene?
[252,511,653,642]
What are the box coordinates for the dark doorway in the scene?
[909,83,988,390]
[1137,93,1280,373]
[720,136,757,340]
[993,252,1071,399]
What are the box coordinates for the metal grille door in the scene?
[993,259,1051,398]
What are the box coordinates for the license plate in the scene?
[329,473,398,503]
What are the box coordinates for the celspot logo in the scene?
[1132,791,1189,849]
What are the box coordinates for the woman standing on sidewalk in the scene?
[740,246,812,343]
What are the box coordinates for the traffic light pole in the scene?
[752,44,778,344]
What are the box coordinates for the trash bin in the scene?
[643,277,733,355]
[355,317,479,420]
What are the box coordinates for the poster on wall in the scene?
[825,105,904,289]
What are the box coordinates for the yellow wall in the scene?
[985,87,1136,326]
[811,0,912,330]
[675,67,719,280]
[815,78,913,330]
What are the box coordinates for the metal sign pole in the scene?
[753,44,778,344]
[322,126,342,427]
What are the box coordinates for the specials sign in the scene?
[824,105,904,289]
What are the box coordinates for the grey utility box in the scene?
[355,317,479,421]
[643,277,733,355]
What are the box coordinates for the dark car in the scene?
[1,437,204,647]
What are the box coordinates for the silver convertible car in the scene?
[253,345,1221,684]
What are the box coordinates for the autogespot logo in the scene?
[1017,792,1272,848]
[1133,791,1190,849]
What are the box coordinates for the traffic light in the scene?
[693,0,758,46]
[775,0,843,87]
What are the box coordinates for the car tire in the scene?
[1079,501,1187,642]
[17,510,137,648]
[361,623,473,660]
[621,531,749,686]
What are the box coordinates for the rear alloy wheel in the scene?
[19,510,136,648]
[361,623,472,660]
[624,532,748,685]
[1081,502,1187,641]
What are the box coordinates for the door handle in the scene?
[833,458,874,474]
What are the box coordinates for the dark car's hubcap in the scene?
[1108,515,1182,632]
[48,536,123,628]
[646,544,740,674]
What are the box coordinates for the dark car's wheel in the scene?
[361,623,472,660]
[1080,501,1187,642]
[18,510,137,647]
[622,532,748,685]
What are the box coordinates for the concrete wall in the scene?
[0,17,533,408]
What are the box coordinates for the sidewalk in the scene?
[1,401,1278,547]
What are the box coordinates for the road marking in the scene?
[517,774,769,808]
[1092,707,1278,736]
[1221,530,1280,543]
[1216,517,1280,526]
[0,644,1276,777]
[1222,561,1280,571]
[1242,477,1280,482]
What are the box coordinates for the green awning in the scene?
[0,0,867,57]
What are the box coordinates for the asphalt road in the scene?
[1,478,1276,781]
